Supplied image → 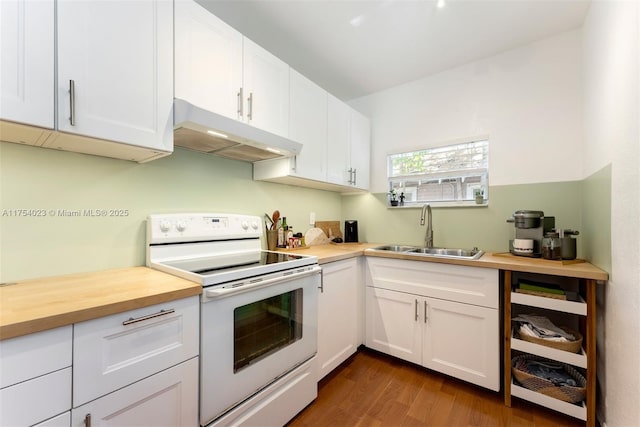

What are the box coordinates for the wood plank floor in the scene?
[288,349,586,426]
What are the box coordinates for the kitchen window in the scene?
[387,139,489,206]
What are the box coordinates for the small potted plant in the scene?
[389,189,399,206]
[474,188,484,204]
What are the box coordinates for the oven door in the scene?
[199,266,320,426]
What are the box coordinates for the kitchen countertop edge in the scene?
[364,250,608,281]
[0,267,202,341]
[2,245,607,341]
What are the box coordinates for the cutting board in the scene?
[315,221,342,239]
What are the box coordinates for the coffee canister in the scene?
[542,232,562,260]
[560,229,579,260]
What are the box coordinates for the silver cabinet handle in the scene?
[353,168,357,186]
[247,92,253,121]
[122,308,175,326]
[319,268,324,293]
[84,413,91,427]
[424,301,428,323]
[69,79,76,126]
[237,87,243,118]
[414,299,419,322]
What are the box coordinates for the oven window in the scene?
[234,288,303,372]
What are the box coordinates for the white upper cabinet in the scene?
[0,0,54,129]
[327,94,372,190]
[242,38,290,137]
[175,0,289,137]
[52,0,173,158]
[288,69,328,181]
[350,108,371,190]
[175,0,243,120]
[326,94,352,186]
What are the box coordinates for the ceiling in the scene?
[196,0,591,101]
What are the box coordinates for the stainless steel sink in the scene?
[407,247,484,259]
[370,245,420,252]
[369,245,484,260]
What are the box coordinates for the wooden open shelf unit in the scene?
[503,270,599,427]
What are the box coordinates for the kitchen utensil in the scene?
[264,213,274,229]
[271,210,280,230]
[315,221,342,239]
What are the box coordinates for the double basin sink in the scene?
[369,245,484,260]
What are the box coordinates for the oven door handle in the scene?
[204,266,321,299]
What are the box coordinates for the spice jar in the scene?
[542,232,562,260]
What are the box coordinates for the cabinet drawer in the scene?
[71,357,198,427]
[0,325,72,388]
[366,258,498,308]
[35,411,71,427]
[0,367,71,426]
[73,296,199,407]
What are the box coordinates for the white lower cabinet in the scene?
[71,357,198,427]
[317,258,361,380]
[0,326,72,427]
[73,296,199,407]
[366,287,422,365]
[422,296,499,389]
[35,411,71,427]
[365,257,500,391]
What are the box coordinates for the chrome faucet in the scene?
[420,204,434,248]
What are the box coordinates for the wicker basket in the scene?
[517,325,583,353]
[512,354,586,403]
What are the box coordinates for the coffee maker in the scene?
[507,210,555,257]
[344,220,359,243]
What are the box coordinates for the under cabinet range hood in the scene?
[173,98,302,162]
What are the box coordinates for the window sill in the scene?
[387,201,488,209]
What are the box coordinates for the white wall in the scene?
[582,1,640,425]
[350,30,583,193]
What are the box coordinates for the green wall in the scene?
[0,143,341,282]
[580,164,612,273]
[342,181,585,254]
[1,142,611,283]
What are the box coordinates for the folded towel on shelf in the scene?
[513,314,575,341]
[519,324,569,342]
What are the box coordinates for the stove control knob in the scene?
[159,220,172,232]
[241,221,249,230]
[176,221,187,232]
[251,221,259,230]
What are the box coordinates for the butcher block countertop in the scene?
[281,242,381,264]
[365,250,609,281]
[0,267,201,341]
[1,245,607,341]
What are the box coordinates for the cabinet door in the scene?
[365,287,422,365]
[349,108,370,190]
[326,94,350,186]
[71,358,198,427]
[289,69,328,182]
[0,0,54,128]
[317,258,360,380]
[73,296,199,407]
[175,0,243,120]
[422,298,499,391]
[56,0,172,152]
[243,38,290,137]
